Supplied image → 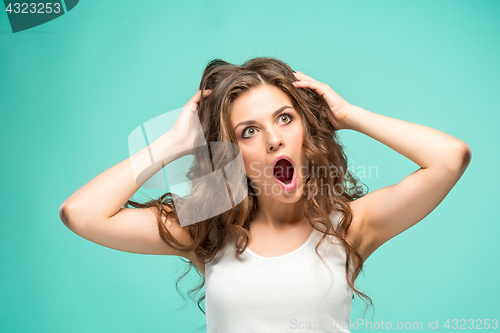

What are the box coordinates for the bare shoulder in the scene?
[344,199,378,264]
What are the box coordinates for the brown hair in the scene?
[124,57,372,316]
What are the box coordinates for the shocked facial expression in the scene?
[230,84,307,202]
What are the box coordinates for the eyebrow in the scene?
[233,105,293,131]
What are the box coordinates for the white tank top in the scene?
[204,211,354,333]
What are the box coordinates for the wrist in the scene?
[341,104,367,131]
[150,130,186,167]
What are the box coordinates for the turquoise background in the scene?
[1,1,498,332]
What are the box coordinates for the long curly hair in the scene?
[124,57,372,316]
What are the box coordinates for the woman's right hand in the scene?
[169,89,212,158]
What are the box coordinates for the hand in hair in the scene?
[170,89,212,158]
[292,71,351,130]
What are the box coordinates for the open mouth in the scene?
[273,158,295,185]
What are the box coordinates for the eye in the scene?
[278,113,293,124]
[242,127,257,139]
[241,113,294,139]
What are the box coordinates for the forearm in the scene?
[59,130,183,228]
[343,105,471,170]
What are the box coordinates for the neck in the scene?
[252,195,308,230]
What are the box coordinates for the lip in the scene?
[272,154,295,170]
[272,154,297,192]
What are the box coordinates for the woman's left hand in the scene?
[293,71,351,130]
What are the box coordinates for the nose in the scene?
[267,131,285,153]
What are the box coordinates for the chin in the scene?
[275,192,304,204]
[266,175,306,203]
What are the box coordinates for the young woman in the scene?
[59,57,471,332]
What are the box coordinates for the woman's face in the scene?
[230,84,307,203]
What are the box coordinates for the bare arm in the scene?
[58,129,200,257]
[343,105,471,170]
[291,72,471,262]
[343,105,471,261]
[59,130,182,229]
[59,90,210,263]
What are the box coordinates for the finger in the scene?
[293,80,327,97]
[293,71,317,82]
[192,89,212,101]
[293,79,315,85]
[185,89,212,111]
[201,89,212,96]
[198,89,213,100]
[293,80,342,109]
